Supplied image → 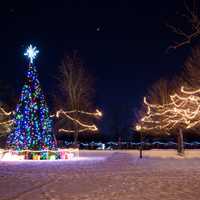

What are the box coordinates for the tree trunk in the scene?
[73,111,79,147]
[74,123,78,146]
[177,128,184,155]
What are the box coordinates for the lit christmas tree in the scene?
[7,45,57,150]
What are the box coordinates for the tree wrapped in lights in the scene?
[7,45,57,150]
[136,82,200,154]
[0,105,13,136]
[55,52,102,143]
[138,96,186,154]
[135,79,185,154]
[171,86,200,129]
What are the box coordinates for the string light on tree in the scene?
[170,86,200,129]
[136,85,200,154]
[0,107,12,116]
[139,96,186,131]
[56,109,102,133]
[0,107,13,134]
[7,44,56,150]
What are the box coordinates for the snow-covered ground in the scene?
[1,150,200,200]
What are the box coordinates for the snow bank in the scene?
[0,150,200,200]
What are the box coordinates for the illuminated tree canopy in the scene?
[137,86,200,133]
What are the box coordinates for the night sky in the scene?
[0,1,192,139]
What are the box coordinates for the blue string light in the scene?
[7,45,57,150]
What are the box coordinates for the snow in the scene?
[1,150,200,200]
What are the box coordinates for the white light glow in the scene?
[24,44,39,64]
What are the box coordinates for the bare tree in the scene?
[55,52,101,144]
[136,46,200,154]
[146,79,172,105]
[135,78,186,154]
[182,46,200,87]
[168,0,200,50]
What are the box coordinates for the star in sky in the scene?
[96,27,101,32]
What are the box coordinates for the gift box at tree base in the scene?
[0,148,79,161]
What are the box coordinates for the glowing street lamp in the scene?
[135,124,143,159]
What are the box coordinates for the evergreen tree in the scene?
[7,45,56,150]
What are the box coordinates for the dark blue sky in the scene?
[0,0,191,137]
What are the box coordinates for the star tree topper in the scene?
[24,44,39,64]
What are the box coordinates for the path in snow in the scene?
[0,150,200,200]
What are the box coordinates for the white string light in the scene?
[55,109,102,133]
[0,107,13,133]
[137,86,200,132]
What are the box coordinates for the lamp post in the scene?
[136,125,143,159]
